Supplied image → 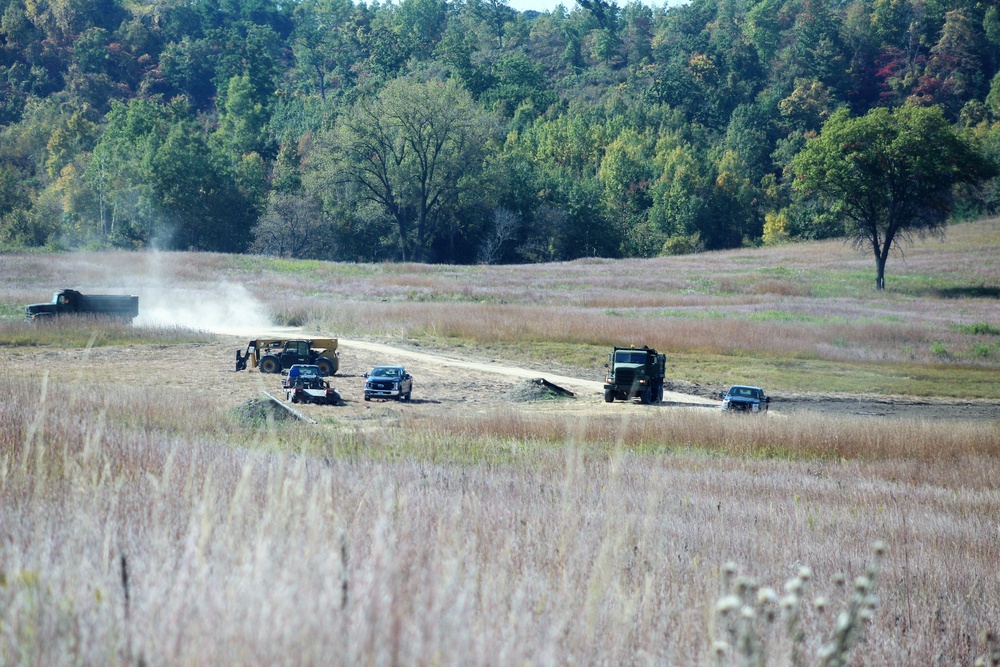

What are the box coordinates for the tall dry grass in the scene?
[297,299,980,363]
[412,408,1000,472]
[2,376,998,665]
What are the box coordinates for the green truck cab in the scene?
[603,346,665,404]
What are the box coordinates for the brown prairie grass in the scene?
[410,408,1000,470]
[2,377,1000,665]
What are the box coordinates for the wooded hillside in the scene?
[2,0,999,263]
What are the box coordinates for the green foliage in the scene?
[953,322,1000,336]
[762,210,790,245]
[306,77,498,261]
[1,0,999,265]
[792,104,998,289]
[215,74,269,159]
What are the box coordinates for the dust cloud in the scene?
[134,282,276,336]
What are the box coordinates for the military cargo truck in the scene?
[603,346,665,404]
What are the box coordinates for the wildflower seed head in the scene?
[798,566,812,581]
[741,605,755,620]
[780,595,797,610]
[854,575,871,592]
[813,596,828,612]
[832,572,846,587]
[784,577,803,594]
[866,594,880,609]
[734,576,756,596]
[713,641,729,656]
[858,607,873,622]
[757,587,777,605]
[873,540,887,556]
[717,595,740,615]
[724,562,738,578]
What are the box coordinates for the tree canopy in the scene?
[1,0,1000,269]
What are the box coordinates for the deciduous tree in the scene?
[250,191,334,258]
[308,77,497,262]
[792,104,996,289]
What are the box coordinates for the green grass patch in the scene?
[806,272,879,299]
[224,254,380,278]
[889,273,1000,299]
[417,335,609,371]
[0,319,216,348]
[667,353,1000,399]
[952,322,1000,336]
[0,303,24,320]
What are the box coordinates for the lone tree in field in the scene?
[792,104,996,290]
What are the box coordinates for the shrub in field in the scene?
[954,322,1000,336]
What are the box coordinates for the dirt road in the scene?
[5,335,997,424]
[337,338,718,406]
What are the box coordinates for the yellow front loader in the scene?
[235,338,339,376]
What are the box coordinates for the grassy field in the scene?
[1,219,999,665]
[5,220,1000,391]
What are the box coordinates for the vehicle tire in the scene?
[640,386,652,404]
[604,389,614,403]
[259,356,281,373]
[316,357,335,376]
[364,394,371,401]
[404,391,412,402]
[655,383,664,404]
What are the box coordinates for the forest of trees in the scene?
[2,0,1000,264]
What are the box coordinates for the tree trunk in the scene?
[872,230,893,291]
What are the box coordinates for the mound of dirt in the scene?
[232,398,292,426]
[506,378,576,402]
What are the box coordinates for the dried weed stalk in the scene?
[714,541,886,667]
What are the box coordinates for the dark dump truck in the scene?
[25,289,139,322]
[604,346,666,404]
